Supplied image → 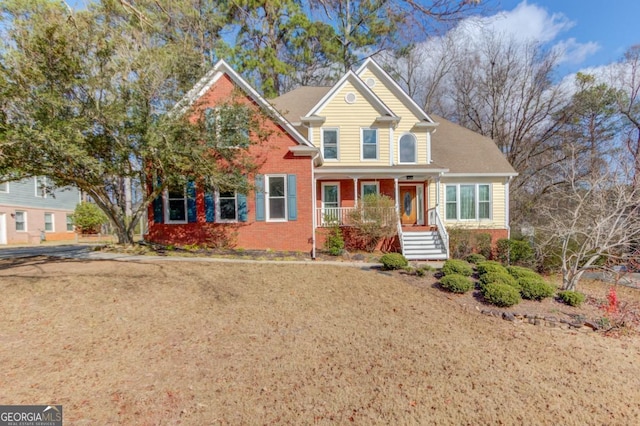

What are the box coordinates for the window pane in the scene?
[324,146,337,160]
[0,182,7,192]
[362,184,378,197]
[362,129,377,159]
[363,129,377,144]
[324,185,338,206]
[323,130,337,145]
[479,185,490,219]
[44,213,53,231]
[269,199,286,219]
[460,185,475,220]
[445,186,457,220]
[66,215,74,231]
[220,198,236,220]
[15,211,25,231]
[168,200,186,221]
[399,134,416,163]
[269,177,285,197]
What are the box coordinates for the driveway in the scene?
[0,244,92,260]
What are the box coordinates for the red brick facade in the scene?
[146,75,315,253]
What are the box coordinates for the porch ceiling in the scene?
[315,165,448,181]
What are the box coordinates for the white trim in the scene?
[44,212,55,232]
[355,58,434,123]
[360,181,380,197]
[0,213,6,244]
[399,183,424,225]
[398,133,418,164]
[265,174,288,222]
[443,172,519,177]
[163,186,188,224]
[216,190,239,223]
[444,183,492,222]
[360,128,379,161]
[505,177,511,238]
[389,127,394,166]
[321,127,340,161]
[426,131,432,164]
[15,210,27,232]
[35,176,47,198]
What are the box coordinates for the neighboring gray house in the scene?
[0,177,80,245]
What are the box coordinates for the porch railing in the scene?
[430,207,450,258]
[316,207,396,227]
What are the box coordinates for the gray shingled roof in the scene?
[430,115,517,175]
[270,86,332,123]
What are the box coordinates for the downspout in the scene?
[505,176,512,239]
[311,151,321,259]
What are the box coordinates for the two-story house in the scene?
[0,177,80,245]
[145,59,517,259]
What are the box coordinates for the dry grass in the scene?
[1,257,640,425]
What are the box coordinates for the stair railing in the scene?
[430,208,449,259]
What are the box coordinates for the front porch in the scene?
[314,176,450,260]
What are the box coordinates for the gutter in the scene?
[311,151,321,259]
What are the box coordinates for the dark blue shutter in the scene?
[287,174,297,221]
[204,190,215,223]
[255,174,265,221]
[153,177,163,224]
[187,180,197,223]
[238,193,248,222]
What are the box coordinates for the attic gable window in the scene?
[204,105,250,148]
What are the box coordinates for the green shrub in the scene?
[465,253,487,264]
[72,201,108,234]
[442,259,474,276]
[323,225,344,256]
[440,274,474,293]
[496,238,535,266]
[506,265,541,280]
[479,272,519,290]
[476,261,508,277]
[482,282,521,307]
[380,253,408,270]
[558,290,586,307]
[519,278,555,300]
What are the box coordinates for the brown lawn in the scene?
[1,257,639,425]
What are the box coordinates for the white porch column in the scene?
[426,131,432,164]
[353,178,358,205]
[394,177,400,216]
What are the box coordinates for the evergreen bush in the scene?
[440,274,474,294]
[380,253,408,270]
[482,282,521,307]
[558,290,586,307]
[442,259,474,276]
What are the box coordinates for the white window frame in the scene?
[217,190,239,223]
[361,128,379,161]
[444,183,492,221]
[321,128,339,161]
[66,214,74,232]
[15,211,26,232]
[360,181,380,198]
[321,182,340,225]
[164,185,188,224]
[35,176,47,198]
[266,174,287,222]
[44,212,54,232]
[398,133,417,164]
[0,182,8,193]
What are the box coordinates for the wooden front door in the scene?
[401,186,417,225]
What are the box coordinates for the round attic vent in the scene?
[345,92,357,104]
[365,77,376,87]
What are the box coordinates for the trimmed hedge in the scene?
[479,272,519,290]
[465,253,487,264]
[482,282,521,307]
[442,259,474,277]
[440,274,474,294]
[519,277,555,301]
[380,253,408,270]
[506,265,541,280]
[558,290,586,307]
[476,261,508,277]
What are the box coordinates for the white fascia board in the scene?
[442,172,519,178]
[173,59,313,148]
[308,71,396,118]
[356,58,435,124]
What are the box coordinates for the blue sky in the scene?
[495,0,639,75]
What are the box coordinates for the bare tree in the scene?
[536,147,640,291]
[615,45,640,186]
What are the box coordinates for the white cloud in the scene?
[552,38,600,65]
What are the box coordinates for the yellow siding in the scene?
[427,177,508,230]
[312,79,390,166]
[358,69,429,165]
